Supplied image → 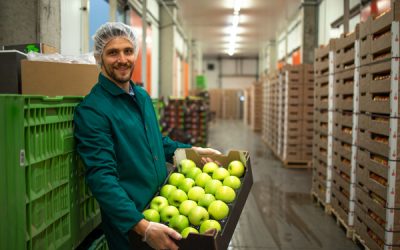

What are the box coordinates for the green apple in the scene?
[208,200,229,220]
[200,219,221,234]
[198,193,216,208]
[168,172,185,187]
[142,209,160,222]
[150,196,169,212]
[202,162,219,175]
[168,189,188,207]
[223,176,241,190]
[178,159,197,175]
[188,206,209,226]
[215,186,236,203]
[178,178,195,193]
[186,167,202,180]
[160,184,177,198]
[179,200,197,216]
[160,205,179,223]
[169,214,189,233]
[204,179,223,195]
[195,173,212,188]
[188,186,205,202]
[212,167,230,181]
[228,160,245,178]
[181,227,199,238]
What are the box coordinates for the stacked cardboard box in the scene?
[312,42,333,205]
[331,29,358,231]
[262,73,280,154]
[243,88,251,125]
[250,82,263,131]
[280,64,314,165]
[208,89,223,119]
[222,89,241,119]
[354,9,400,249]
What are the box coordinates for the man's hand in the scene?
[134,220,181,250]
[191,146,222,165]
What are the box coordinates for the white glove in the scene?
[142,222,181,250]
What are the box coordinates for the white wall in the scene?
[318,0,344,45]
[203,58,257,90]
[60,0,82,55]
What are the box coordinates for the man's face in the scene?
[101,37,135,85]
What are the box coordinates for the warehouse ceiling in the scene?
[178,0,302,58]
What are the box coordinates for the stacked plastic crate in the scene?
[0,95,101,250]
[330,30,358,235]
[354,10,400,250]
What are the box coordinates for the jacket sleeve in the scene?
[162,136,192,163]
[74,104,143,235]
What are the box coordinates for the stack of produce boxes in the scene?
[312,42,334,205]
[243,88,251,126]
[160,97,209,147]
[355,9,400,249]
[250,82,263,132]
[184,97,209,147]
[262,72,279,155]
[280,65,314,166]
[330,29,358,235]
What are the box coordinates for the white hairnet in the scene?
[92,22,139,59]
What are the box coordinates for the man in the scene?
[74,22,220,250]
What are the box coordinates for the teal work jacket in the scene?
[74,73,191,249]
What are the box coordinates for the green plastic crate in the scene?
[88,235,108,250]
[0,95,101,250]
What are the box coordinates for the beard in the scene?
[104,61,135,85]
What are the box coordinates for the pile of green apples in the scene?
[142,159,245,238]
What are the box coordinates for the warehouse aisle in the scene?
[207,119,359,250]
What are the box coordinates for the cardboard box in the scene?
[358,113,392,137]
[359,92,391,115]
[333,150,352,177]
[208,89,223,119]
[222,89,241,119]
[334,93,354,112]
[334,111,353,128]
[21,60,99,96]
[333,122,353,144]
[0,50,27,93]
[359,65,370,93]
[332,170,351,194]
[358,129,393,159]
[334,30,357,73]
[171,149,253,250]
[314,45,330,77]
[333,138,353,160]
[331,187,350,222]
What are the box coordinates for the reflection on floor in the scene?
[207,119,360,250]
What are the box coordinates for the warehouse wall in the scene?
[318,0,344,45]
[203,58,257,89]
[60,0,83,55]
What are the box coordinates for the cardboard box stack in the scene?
[330,30,358,232]
[222,89,241,119]
[354,9,400,249]
[262,72,280,154]
[312,42,333,206]
[280,64,314,166]
[243,88,251,125]
[208,89,223,119]
[250,82,263,132]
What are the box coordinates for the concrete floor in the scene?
[207,119,360,250]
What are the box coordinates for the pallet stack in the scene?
[263,72,280,153]
[312,42,333,207]
[354,10,400,250]
[280,65,314,167]
[263,65,313,168]
[250,82,263,132]
[331,29,358,234]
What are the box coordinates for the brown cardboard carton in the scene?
[333,150,352,177]
[21,60,99,96]
[333,122,353,144]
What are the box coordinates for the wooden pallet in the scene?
[283,160,311,169]
[330,208,354,239]
[311,191,332,215]
[352,232,371,250]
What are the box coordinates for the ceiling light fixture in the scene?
[227,0,242,56]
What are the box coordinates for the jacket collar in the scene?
[99,73,135,96]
